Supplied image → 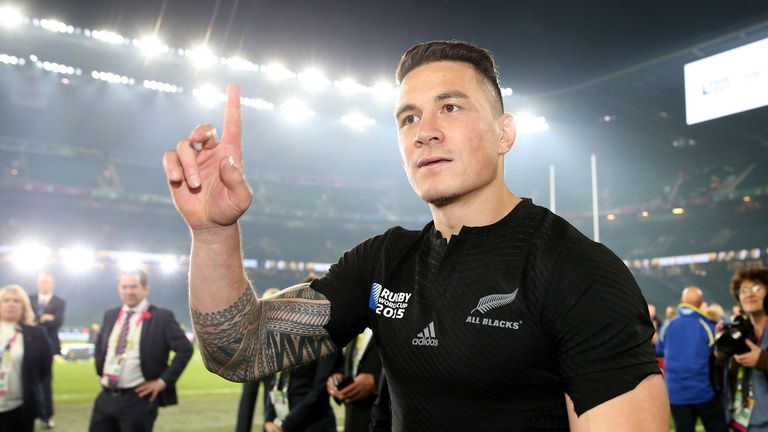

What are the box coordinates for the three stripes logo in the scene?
[412,322,439,347]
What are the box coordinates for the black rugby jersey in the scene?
[312,199,659,431]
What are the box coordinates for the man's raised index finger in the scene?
[221,84,242,151]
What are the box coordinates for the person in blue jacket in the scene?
[657,286,727,432]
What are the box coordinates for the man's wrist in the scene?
[191,223,240,245]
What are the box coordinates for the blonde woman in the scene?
[0,285,52,432]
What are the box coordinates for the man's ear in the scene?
[498,113,516,155]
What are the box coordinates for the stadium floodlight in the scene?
[514,112,550,134]
[11,242,50,272]
[240,96,274,110]
[501,87,513,97]
[193,86,226,108]
[370,81,396,101]
[0,53,20,65]
[335,78,369,95]
[160,255,178,274]
[91,70,134,85]
[606,213,616,221]
[298,68,331,91]
[280,99,315,121]
[0,5,23,27]
[39,18,74,34]
[116,252,143,271]
[640,210,649,218]
[262,62,296,80]
[60,247,95,273]
[185,45,217,68]
[91,29,125,44]
[40,61,76,75]
[136,36,169,57]
[672,207,685,215]
[143,80,181,93]
[341,112,376,132]
[225,56,258,72]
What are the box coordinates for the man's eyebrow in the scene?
[395,91,471,119]
[435,91,470,102]
[395,103,417,120]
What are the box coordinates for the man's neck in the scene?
[430,184,521,240]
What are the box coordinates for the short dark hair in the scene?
[120,269,149,287]
[730,267,768,303]
[396,40,504,113]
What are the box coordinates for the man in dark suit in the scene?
[326,328,382,432]
[29,271,66,429]
[263,354,338,432]
[89,269,193,432]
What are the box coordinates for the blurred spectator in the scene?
[89,270,193,431]
[731,305,743,319]
[29,271,65,429]
[648,304,663,368]
[96,163,122,193]
[665,305,678,322]
[706,303,725,324]
[326,327,381,432]
[0,285,52,432]
[648,304,661,330]
[716,268,768,431]
[657,286,727,432]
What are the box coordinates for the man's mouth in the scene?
[417,157,452,168]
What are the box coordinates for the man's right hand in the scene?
[326,373,345,401]
[162,85,253,232]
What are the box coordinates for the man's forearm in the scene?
[189,223,260,380]
[189,224,249,313]
[188,224,335,382]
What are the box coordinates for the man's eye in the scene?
[444,104,459,113]
[401,114,417,126]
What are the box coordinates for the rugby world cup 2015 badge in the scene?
[369,282,411,319]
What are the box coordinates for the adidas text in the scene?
[412,322,439,347]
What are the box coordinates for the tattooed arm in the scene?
[163,87,336,382]
[189,225,336,382]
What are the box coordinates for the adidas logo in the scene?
[411,322,439,347]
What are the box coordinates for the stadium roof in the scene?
[23,0,768,93]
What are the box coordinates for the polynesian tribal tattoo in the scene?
[191,283,335,381]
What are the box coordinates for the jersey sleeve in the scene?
[310,232,388,351]
[545,240,660,416]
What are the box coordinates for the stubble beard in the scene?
[425,192,461,208]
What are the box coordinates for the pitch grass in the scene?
[45,351,688,431]
[45,351,346,432]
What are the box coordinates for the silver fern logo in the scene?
[466,289,523,330]
[470,289,519,314]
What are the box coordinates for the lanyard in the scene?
[272,370,291,392]
[111,306,149,354]
[352,328,372,376]
[0,331,19,367]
